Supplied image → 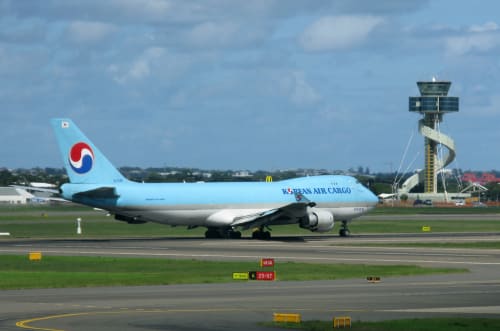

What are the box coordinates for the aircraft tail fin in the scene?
[50,118,128,184]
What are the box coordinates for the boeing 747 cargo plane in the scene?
[51,118,378,239]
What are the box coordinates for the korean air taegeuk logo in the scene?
[69,142,94,174]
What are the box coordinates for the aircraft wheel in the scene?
[205,228,220,239]
[339,229,350,237]
[252,230,271,240]
[229,230,241,239]
[339,220,351,237]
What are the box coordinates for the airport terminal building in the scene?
[0,187,33,204]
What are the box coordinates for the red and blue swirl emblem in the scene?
[69,142,94,174]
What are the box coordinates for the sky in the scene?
[1,0,500,173]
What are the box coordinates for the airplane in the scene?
[10,182,66,203]
[51,118,378,239]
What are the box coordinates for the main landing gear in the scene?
[339,220,351,237]
[203,225,273,240]
[204,227,241,239]
[252,225,271,240]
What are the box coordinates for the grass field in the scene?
[0,255,465,290]
[266,318,500,331]
[1,205,499,238]
[349,218,500,234]
[0,205,208,238]
[372,206,500,215]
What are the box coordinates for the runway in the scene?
[2,233,500,267]
[1,234,500,330]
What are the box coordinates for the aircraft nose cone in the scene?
[363,188,379,206]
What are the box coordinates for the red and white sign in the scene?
[260,258,275,267]
[256,271,275,281]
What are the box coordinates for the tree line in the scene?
[2,167,500,202]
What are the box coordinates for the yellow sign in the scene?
[273,313,301,323]
[333,316,352,328]
[232,272,249,280]
[422,226,431,232]
[265,176,273,182]
[29,252,42,261]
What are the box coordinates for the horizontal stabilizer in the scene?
[73,187,119,200]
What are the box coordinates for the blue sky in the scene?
[1,0,499,172]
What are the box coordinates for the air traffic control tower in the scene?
[403,79,459,195]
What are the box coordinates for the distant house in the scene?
[462,173,500,185]
[0,187,34,204]
[233,171,252,178]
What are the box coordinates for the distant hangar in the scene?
[0,187,34,204]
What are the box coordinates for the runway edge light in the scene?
[77,217,82,235]
[367,276,381,283]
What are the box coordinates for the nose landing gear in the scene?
[339,220,351,237]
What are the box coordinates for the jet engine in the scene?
[299,209,334,232]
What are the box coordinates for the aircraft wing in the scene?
[230,192,316,230]
[9,185,69,203]
[31,196,69,203]
[10,185,59,194]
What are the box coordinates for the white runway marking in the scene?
[386,305,500,314]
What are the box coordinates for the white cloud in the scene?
[182,20,268,49]
[444,21,500,56]
[109,47,166,84]
[66,21,116,44]
[186,21,240,48]
[299,15,384,51]
[446,33,500,56]
[289,71,320,106]
[104,0,172,23]
[471,94,500,116]
[469,21,498,33]
[265,70,321,107]
[318,104,352,122]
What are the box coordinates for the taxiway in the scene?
[1,233,500,330]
